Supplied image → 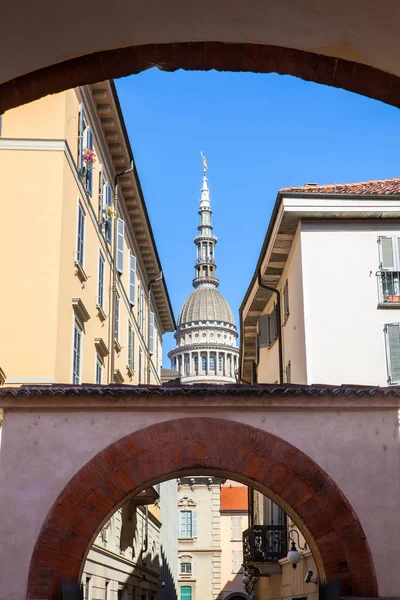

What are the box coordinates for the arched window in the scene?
[218,355,223,372]
[202,355,207,371]
[210,354,215,371]
[194,356,199,374]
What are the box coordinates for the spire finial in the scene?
[201,151,208,174]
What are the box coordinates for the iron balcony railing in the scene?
[377,270,400,304]
[243,525,287,563]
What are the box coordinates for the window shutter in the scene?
[192,510,197,538]
[179,512,185,537]
[129,254,137,304]
[78,105,85,172]
[77,204,85,265]
[105,185,113,243]
[99,166,105,223]
[149,311,155,355]
[379,236,396,270]
[284,280,289,316]
[98,253,104,307]
[258,314,269,348]
[385,323,400,384]
[117,219,124,273]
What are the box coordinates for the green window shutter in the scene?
[180,587,192,600]
[379,236,396,270]
[385,323,400,384]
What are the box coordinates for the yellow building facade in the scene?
[0,81,175,387]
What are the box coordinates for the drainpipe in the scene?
[147,272,163,384]
[109,162,134,383]
[257,272,284,385]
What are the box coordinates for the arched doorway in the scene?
[27,417,377,599]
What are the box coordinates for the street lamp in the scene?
[287,529,307,569]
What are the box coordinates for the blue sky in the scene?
[116,70,400,363]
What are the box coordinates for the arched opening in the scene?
[27,417,377,599]
[2,42,400,115]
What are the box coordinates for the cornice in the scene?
[1,384,400,409]
[168,343,240,357]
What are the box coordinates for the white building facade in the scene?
[168,159,239,383]
[241,178,400,387]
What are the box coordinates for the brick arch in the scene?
[2,42,400,116]
[27,417,377,599]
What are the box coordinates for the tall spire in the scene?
[193,153,219,289]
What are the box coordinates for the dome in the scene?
[178,286,236,327]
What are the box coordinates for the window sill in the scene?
[178,537,195,542]
[96,304,107,322]
[377,302,400,309]
[283,312,290,325]
[126,365,134,379]
[74,260,88,284]
[113,368,124,384]
[114,339,122,354]
[95,337,109,359]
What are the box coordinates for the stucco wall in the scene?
[220,508,248,599]
[0,403,398,600]
[301,221,400,386]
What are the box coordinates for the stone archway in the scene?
[27,417,377,600]
[1,42,400,115]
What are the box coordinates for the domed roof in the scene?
[178,286,236,327]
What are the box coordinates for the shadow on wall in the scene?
[160,547,178,600]
[219,575,249,600]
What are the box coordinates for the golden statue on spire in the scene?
[201,151,208,174]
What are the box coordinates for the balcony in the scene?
[377,271,400,306]
[243,525,287,569]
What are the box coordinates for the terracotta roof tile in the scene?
[220,486,248,511]
[280,177,400,196]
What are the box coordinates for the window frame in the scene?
[114,294,120,342]
[231,516,242,541]
[231,549,244,574]
[72,319,83,384]
[180,562,192,575]
[180,587,192,600]
[95,352,103,385]
[128,322,135,374]
[76,202,86,267]
[384,322,400,384]
[98,252,105,308]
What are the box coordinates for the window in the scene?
[105,184,113,243]
[115,294,120,341]
[128,323,134,373]
[231,516,242,540]
[139,283,144,332]
[98,253,105,308]
[138,347,142,384]
[384,323,400,384]
[117,218,125,273]
[283,279,289,318]
[210,353,215,371]
[378,236,400,302]
[180,587,192,600]
[78,106,94,196]
[129,253,136,305]
[76,203,85,266]
[286,360,292,384]
[219,354,224,373]
[181,563,192,574]
[96,353,103,384]
[149,312,155,355]
[194,355,199,374]
[179,511,197,538]
[258,305,278,351]
[231,550,243,573]
[72,320,83,384]
[201,355,207,372]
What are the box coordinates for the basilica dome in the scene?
[178,285,236,328]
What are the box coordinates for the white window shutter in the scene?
[385,323,400,384]
[129,254,137,304]
[78,105,85,172]
[149,312,155,355]
[192,510,197,537]
[179,512,185,537]
[117,219,124,273]
[379,236,395,270]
